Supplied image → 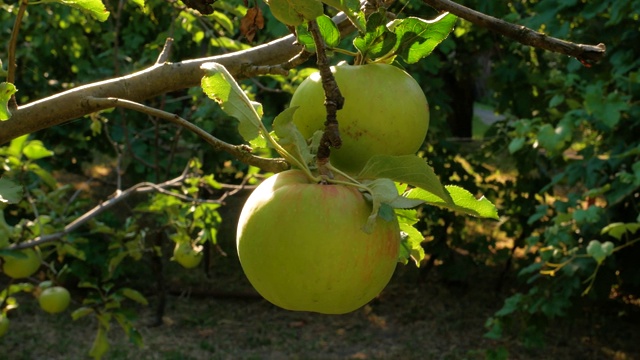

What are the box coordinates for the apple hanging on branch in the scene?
[199,3,498,314]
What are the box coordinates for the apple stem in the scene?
[307,20,344,176]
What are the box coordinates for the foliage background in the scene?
[1,0,639,357]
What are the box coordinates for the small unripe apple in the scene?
[172,242,204,269]
[1,248,41,279]
[236,170,400,314]
[38,286,71,314]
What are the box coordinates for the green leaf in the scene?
[22,140,54,160]
[44,0,110,22]
[321,0,360,16]
[508,137,526,154]
[0,82,17,121]
[316,15,341,48]
[201,62,263,144]
[128,0,144,9]
[353,11,397,59]
[388,13,458,64]
[601,241,614,257]
[601,222,640,240]
[295,25,316,52]
[406,185,499,219]
[120,288,149,305]
[28,163,58,188]
[89,326,110,359]
[358,154,452,205]
[272,106,313,166]
[364,178,425,209]
[71,306,94,320]
[0,178,23,204]
[398,220,425,266]
[586,240,606,264]
[266,0,323,26]
[494,293,523,317]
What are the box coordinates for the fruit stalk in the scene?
[307,20,344,172]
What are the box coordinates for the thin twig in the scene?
[84,97,289,173]
[422,0,606,64]
[7,0,28,108]
[307,20,344,175]
[9,172,194,249]
[156,38,174,64]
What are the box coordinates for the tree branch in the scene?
[308,20,344,176]
[423,0,606,64]
[85,97,289,173]
[8,169,215,250]
[0,13,353,145]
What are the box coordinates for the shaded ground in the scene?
[2,256,639,360]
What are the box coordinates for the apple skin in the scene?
[236,170,400,314]
[172,242,204,269]
[38,286,71,314]
[290,63,429,173]
[1,248,41,279]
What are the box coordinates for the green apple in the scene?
[1,248,41,279]
[290,63,429,173]
[0,315,8,337]
[172,241,204,269]
[38,286,71,314]
[236,170,400,314]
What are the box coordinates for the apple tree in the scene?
[0,0,612,357]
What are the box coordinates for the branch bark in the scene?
[423,0,606,63]
[0,35,302,145]
[0,13,353,145]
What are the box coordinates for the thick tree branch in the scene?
[0,13,352,145]
[0,36,301,145]
[423,0,606,63]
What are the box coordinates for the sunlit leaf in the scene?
[601,222,640,240]
[201,62,263,144]
[317,15,341,48]
[0,82,16,121]
[44,0,110,21]
[398,220,424,266]
[22,140,54,160]
[388,13,457,64]
[358,154,452,205]
[406,185,499,219]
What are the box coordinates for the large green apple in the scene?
[1,248,41,279]
[38,286,71,314]
[236,170,400,314]
[290,63,429,173]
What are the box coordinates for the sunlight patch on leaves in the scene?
[43,0,111,22]
[201,62,263,144]
[0,82,17,121]
[406,185,499,220]
[358,154,452,205]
